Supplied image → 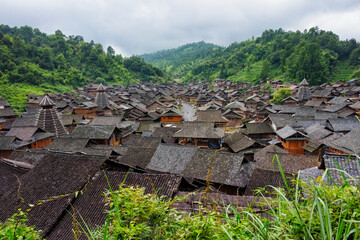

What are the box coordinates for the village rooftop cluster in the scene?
[1,78,360,238]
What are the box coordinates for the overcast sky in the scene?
[1,0,359,56]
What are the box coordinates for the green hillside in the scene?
[141,27,360,85]
[140,41,223,80]
[0,24,166,112]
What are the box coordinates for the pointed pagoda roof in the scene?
[300,78,309,86]
[37,95,68,137]
[39,95,55,107]
[97,83,105,91]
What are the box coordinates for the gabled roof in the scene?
[173,122,224,139]
[224,132,258,153]
[91,116,122,126]
[0,152,106,237]
[304,100,324,107]
[48,171,182,239]
[322,103,350,113]
[225,101,245,109]
[245,122,274,135]
[267,114,299,129]
[8,149,48,165]
[147,144,197,174]
[244,167,294,196]
[327,97,349,105]
[323,129,360,155]
[0,136,26,150]
[46,138,89,152]
[68,125,117,139]
[254,146,317,173]
[0,108,17,118]
[152,127,180,143]
[311,88,332,98]
[161,108,183,117]
[195,109,228,123]
[182,149,254,187]
[6,126,53,142]
[326,117,360,132]
[276,125,307,139]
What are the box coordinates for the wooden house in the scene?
[147,100,167,111]
[281,96,299,106]
[160,108,183,126]
[222,109,243,127]
[173,122,225,149]
[60,114,85,133]
[74,101,97,119]
[195,109,228,130]
[69,125,124,146]
[5,126,53,149]
[84,83,101,96]
[0,98,17,122]
[311,88,332,102]
[0,136,28,158]
[276,125,308,154]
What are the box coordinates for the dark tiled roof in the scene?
[0,152,106,237]
[117,146,157,169]
[224,132,257,153]
[8,149,48,165]
[324,129,360,155]
[69,125,117,139]
[147,144,197,174]
[244,168,294,196]
[173,191,271,218]
[326,117,360,132]
[276,125,304,139]
[173,122,224,139]
[255,150,318,174]
[0,108,17,117]
[126,135,161,148]
[324,154,359,186]
[245,122,274,134]
[48,171,182,240]
[195,109,228,123]
[0,158,29,198]
[152,127,180,143]
[267,114,299,129]
[91,116,122,126]
[182,149,253,187]
[6,126,53,142]
[46,138,89,152]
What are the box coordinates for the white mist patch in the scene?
[181,101,196,121]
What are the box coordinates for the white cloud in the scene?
[0,0,360,56]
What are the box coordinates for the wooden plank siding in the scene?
[31,137,52,149]
[161,116,182,122]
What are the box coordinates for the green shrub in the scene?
[0,209,42,240]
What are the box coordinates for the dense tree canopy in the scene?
[0,24,166,88]
[142,27,360,85]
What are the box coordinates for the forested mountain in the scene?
[0,24,165,111]
[141,27,360,85]
[140,41,222,79]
